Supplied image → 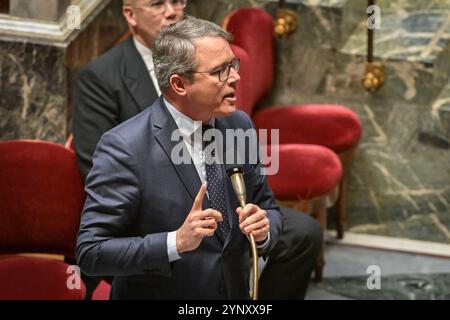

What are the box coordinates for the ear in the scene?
[123,5,137,27]
[169,74,188,96]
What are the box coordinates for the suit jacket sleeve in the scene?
[76,130,171,277]
[72,66,119,182]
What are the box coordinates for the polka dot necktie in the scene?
[202,124,230,239]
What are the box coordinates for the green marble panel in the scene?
[319,273,450,299]
[342,10,450,64]
[0,0,126,143]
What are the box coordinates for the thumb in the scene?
[192,184,207,211]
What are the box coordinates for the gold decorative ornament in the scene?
[362,61,385,92]
[274,8,297,37]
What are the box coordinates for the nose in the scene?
[228,67,241,83]
[164,1,176,17]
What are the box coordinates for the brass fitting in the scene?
[362,61,385,92]
[274,8,297,37]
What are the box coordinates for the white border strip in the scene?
[326,231,450,258]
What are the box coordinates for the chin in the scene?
[217,105,236,117]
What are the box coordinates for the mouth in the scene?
[223,92,236,102]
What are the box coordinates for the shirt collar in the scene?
[163,97,215,142]
[133,37,154,72]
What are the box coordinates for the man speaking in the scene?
[76,17,282,299]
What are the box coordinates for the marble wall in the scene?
[187,0,450,244]
[0,0,127,144]
[0,42,67,142]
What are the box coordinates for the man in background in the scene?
[73,0,185,179]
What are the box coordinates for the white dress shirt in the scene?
[133,37,162,96]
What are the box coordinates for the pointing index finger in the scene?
[193,184,207,210]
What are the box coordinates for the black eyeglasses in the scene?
[190,58,240,82]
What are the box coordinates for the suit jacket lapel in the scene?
[153,102,240,246]
[122,37,158,112]
[152,98,210,210]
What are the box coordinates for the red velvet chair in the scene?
[0,256,85,300]
[0,140,86,300]
[223,7,362,239]
[231,44,342,281]
[262,144,342,280]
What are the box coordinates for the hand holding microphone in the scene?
[236,204,270,243]
[226,166,270,243]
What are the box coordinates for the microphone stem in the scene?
[249,231,259,300]
[239,199,259,300]
[230,171,259,300]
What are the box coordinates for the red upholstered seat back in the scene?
[263,144,342,200]
[230,43,254,116]
[0,256,86,300]
[253,104,363,152]
[225,8,275,115]
[0,140,85,259]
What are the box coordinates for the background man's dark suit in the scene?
[76,98,283,299]
[73,37,158,180]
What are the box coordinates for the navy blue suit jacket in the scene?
[76,97,283,299]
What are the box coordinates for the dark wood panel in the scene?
[0,0,9,14]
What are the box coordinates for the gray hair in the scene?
[153,16,233,91]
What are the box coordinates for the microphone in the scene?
[225,163,259,300]
[225,164,246,208]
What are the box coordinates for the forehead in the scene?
[193,36,234,68]
[124,0,142,5]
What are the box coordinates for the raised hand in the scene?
[176,184,223,253]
